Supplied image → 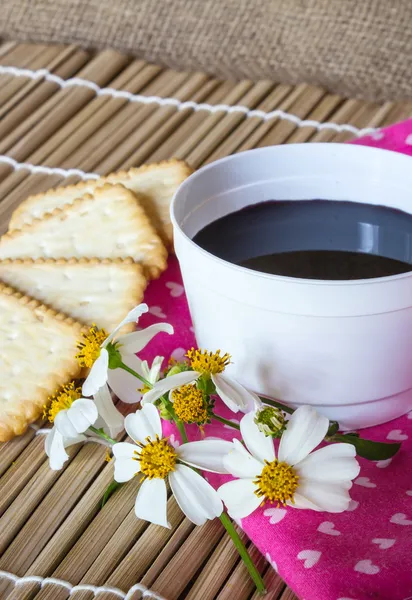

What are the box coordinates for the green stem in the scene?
[212,413,240,430]
[259,396,294,415]
[171,416,264,593]
[175,419,189,444]
[89,425,117,445]
[220,512,266,595]
[119,361,151,387]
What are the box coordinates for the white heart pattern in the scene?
[354,477,376,488]
[347,499,359,511]
[263,508,287,525]
[170,347,187,361]
[370,130,384,140]
[169,434,180,448]
[405,133,412,146]
[166,281,184,297]
[387,429,408,441]
[390,513,412,526]
[317,521,341,536]
[354,559,380,575]
[372,538,396,550]
[406,491,412,496]
[297,550,321,569]
[376,458,392,469]
[148,305,166,319]
[265,552,278,572]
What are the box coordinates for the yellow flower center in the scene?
[186,348,231,375]
[139,384,151,395]
[254,459,299,506]
[76,324,108,368]
[44,382,82,423]
[172,384,209,425]
[136,436,177,479]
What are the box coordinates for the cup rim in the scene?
[171,143,412,287]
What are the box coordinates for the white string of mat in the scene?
[0,570,167,600]
[0,65,378,136]
[0,155,99,180]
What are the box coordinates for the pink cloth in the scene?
[136,121,412,600]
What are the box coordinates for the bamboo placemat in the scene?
[1,41,412,600]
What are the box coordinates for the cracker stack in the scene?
[0,159,192,441]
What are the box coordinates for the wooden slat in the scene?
[204,83,294,164]
[147,80,240,162]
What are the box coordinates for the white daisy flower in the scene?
[76,304,173,403]
[44,382,99,470]
[112,404,233,527]
[142,349,257,413]
[218,405,360,518]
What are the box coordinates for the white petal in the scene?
[218,479,262,519]
[103,303,149,346]
[93,385,124,437]
[125,403,162,443]
[140,359,150,379]
[147,356,164,384]
[169,464,223,525]
[47,429,69,470]
[295,443,360,483]
[177,439,233,473]
[278,405,329,466]
[251,393,265,410]
[54,410,78,438]
[118,323,174,354]
[240,411,275,463]
[113,441,137,459]
[223,439,263,478]
[287,492,322,511]
[142,371,199,405]
[114,456,140,482]
[66,398,98,433]
[44,426,56,457]
[107,353,145,404]
[45,428,85,470]
[212,373,257,413]
[82,348,109,397]
[294,479,353,513]
[134,477,169,527]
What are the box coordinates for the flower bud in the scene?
[254,406,286,438]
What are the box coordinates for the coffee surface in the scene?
[193,200,412,280]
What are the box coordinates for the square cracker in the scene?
[0,283,83,442]
[9,159,193,247]
[0,184,167,280]
[0,258,147,333]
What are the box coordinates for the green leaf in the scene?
[101,481,122,507]
[331,433,401,461]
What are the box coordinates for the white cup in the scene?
[171,144,412,429]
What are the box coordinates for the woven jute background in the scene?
[0,0,411,103]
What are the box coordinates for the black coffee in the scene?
[193,200,412,280]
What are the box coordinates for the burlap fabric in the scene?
[0,0,411,102]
